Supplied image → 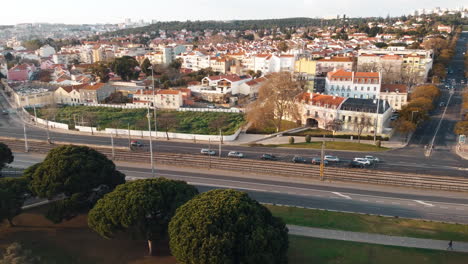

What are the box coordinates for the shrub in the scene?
[305,134,312,143]
[289,137,295,144]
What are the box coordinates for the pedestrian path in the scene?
[287,225,468,253]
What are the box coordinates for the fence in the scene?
[178,107,243,113]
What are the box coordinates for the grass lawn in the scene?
[246,119,299,134]
[27,105,244,135]
[2,208,467,263]
[289,235,468,264]
[267,205,468,242]
[267,141,389,152]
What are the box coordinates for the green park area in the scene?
[266,205,468,242]
[2,207,468,264]
[27,105,244,135]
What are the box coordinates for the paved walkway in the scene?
[455,144,468,160]
[288,225,468,253]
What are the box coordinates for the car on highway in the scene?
[324,155,340,162]
[364,156,380,163]
[201,148,216,155]
[227,151,244,158]
[439,102,445,107]
[261,153,278,161]
[311,157,328,165]
[130,140,143,147]
[1,110,8,115]
[292,156,307,163]
[353,158,371,166]
[349,160,366,168]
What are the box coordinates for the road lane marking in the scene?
[414,200,435,207]
[332,192,351,199]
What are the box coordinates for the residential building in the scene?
[325,69,382,100]
[238,77,268,97]
[7,63,36,81]
[210,57,235,74]
[189,74,252,102]
[37,45,56,58]
[380,84,408,110]
[54,84,86,105]
[132,89,184,109]
[79,83,116,103]
[316,57,354,74]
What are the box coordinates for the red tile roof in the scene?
[83,83,106,90]
[300,93,346,107]
[381,84,407,93]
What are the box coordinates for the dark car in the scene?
[349,160,365,168]
[130,140,143,147]
[261,154,278,161]
[292,156,307,163]
[311,158,328,165]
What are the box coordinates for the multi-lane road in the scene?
[10,152,468,224]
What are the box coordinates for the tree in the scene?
[392,119,417,141]
[4,52,14,62]
[277,41,289,52]
[0,178,28,226]
[325,119,343,140]
[169,58,182,70]
[22,39,43,51]
[24,145,125,223]
[36,70,52,82]
[88,178,198,256]
[141,58,152,76]
[354,114,373,143]
[411,85,441,101]
[158,112,178,140]
[103,92,130,104]
[454,121,468,135]
[305,134,312,143]
[247,72,302,132]
[169,189,289,264]
[90,62,111,83]
[111,56,141,81]
[432,63,447,80]
[374,42,388,48]
[0,143,14,172]
[0,243,39,264]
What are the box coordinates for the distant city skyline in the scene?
[1,0,465,25]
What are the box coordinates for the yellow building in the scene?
[294,58,317,75]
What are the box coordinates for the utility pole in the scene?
[23,123,28,152]
[127,123,131,149]
[147,107,154,177]
[209,138,212,169]
[46,119,51,144]
[218,129,222,158]
[320,135,325,181]
[150,65,157,173]
[33,105,37,124]
[373,97,380,144]
[110,132,115,160]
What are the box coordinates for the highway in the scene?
[9,152,468,224]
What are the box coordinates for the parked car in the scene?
[292,156,307,163]
[130,140,143,147]
[261,154,278,161]
[228,151,244,158]
[1,110,8,115]
[349,160,365,168]
[201,148,216,156]
[439,102,445,107]
[311,158,328,165]
[353,158,371,166]
[364,155,380,163]
[324,155,340,162]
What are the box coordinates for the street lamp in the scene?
[147,107,154,177]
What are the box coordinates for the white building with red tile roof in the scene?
[132,89,183,109]
[325,69,382,100]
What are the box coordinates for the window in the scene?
[348,116,352,122]
[367,87,370,91]
[347,93,350,97]
[342,115,346,121]
[354,116,358,122]
[360,95,363,99]
[374,87,376,91]
[373,95,376,99]
[315,111,318,118]
[360,87,363,91]
[354,86,357,91]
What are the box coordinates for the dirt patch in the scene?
[0,208,177,264]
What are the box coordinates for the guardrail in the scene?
[2,136,468,192]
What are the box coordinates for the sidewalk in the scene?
[455,144,468,160]
[288,225,468,253]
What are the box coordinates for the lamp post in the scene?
[411,110,418,123]
[147,106,154,177]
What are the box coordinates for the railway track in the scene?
[2,136,468,192]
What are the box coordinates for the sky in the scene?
[1,0,464,25]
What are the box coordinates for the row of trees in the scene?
[0,144,289,262]
[424,29,460,82]
[454,89,468,136]
[393,85,441,138]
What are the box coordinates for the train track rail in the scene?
[2,136,468,192]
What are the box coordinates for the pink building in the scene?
[7,64,36,81]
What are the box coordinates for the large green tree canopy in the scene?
[169,189,289,264]
[24,145,125,223]
[0,143,14,172]
[0,178,29,226]
[88,178,198,255]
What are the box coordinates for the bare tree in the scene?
[354,113,373,143]
[158,112,178,140]
[246,72,303,132]
[325,119,343,140]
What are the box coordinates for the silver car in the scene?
[353,158,371,166]
[364,155,380,163]
[228,151,244,158]
[201,148,216,155]
[324,155,340,162]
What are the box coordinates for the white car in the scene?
[364,156,380,163]
[228,151,244,158]
[324,155,340,162]
[353,158,371,166]
[201,148,216,155]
